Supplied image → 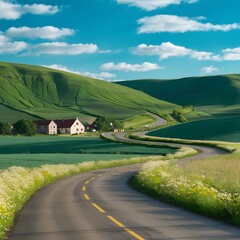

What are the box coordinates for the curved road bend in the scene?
[9,165,240,240]
[9,114,237,240]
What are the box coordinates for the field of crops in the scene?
[148,115,240,142]
[0,136,176,154]
[0,136,176,169]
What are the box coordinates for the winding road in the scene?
[9,114,240,240]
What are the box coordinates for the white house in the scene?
[54,118,85,134]
[34,120,57,135]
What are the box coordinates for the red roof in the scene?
[54,119,77,128]
[34,120,53,126]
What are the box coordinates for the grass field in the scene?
[132,152,240,226]
[0,154,141,169]
[0,136,176,169]
[0,62,178,122]
[118,75,240,118]
[0,136,176,154]
[123,114,156,129]
[148,115,240,142]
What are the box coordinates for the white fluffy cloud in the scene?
[0,0,59,20]
[201,66,218,74]
[138,15,240,33]
[0,32,28,54]
[222,48,240,61]
[6,26,74,40]
[101,62,162,72]
[30,42,99,55]
[81,71,116,80]
[132,42,221,61]
[43,64,116,80]
[116,0,198,11]
[43,64,81,74]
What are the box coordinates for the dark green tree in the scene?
[13,120,37,136]
[93,117,123,132]
[0,122,12,135]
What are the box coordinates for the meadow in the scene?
[0,136,177,169]
[123,114,156,129]
[148,115,240,142]
[132,152,240,226]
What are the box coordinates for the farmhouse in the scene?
[34,120,57,135]
[54,118,85,134]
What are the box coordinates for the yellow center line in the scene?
[125,228,145,240]
[107,215,125,228]
[92,203,106,213]
[84,194,90,200]
[83,173,145,240]
[84,180,90,185]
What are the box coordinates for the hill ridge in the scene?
[0,62,178,123]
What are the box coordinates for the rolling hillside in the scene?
[0,62,178,123]
[118,75,240,117]
[148,115,240,142]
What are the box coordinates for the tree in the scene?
[93,117,123,132]
[0,122,12,135]
[13,120,37,136]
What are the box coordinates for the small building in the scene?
[113,129,125,133]
[54,118,85,134]
[84,123,96,132]
[34,120,57,135]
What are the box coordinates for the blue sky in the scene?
[0,0,240,80]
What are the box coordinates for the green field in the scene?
[148,115,240,142]
[123,114,156,129]
[0,154,141,169]
[0,136,176,169]
[118,75,240,118]
[0,62,178,122]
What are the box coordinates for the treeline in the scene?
[93,116,123,132]
[0,120,36,136]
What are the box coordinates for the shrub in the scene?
[13,120,37,136]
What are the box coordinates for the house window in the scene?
[81,128,83,131]
[76,128,79,131]
[76,122,79,125]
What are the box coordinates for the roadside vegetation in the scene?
[0,147,196,240]
[172,105,194,123]
[132,152,240,226]
[122,114,156,130]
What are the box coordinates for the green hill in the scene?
[118,75,240,117]
[0,62,178,123]
[148,115,240,142]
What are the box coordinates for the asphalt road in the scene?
[8,115,239,240]
[9,165,240,240]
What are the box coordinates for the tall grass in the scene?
[133,153,240,225]
[182,153,240,194]
[0,147,196,239]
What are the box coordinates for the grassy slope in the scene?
[0,62,178,122]
[148,115,240,142]
[0,104,40,123]
[118,75,240,116]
